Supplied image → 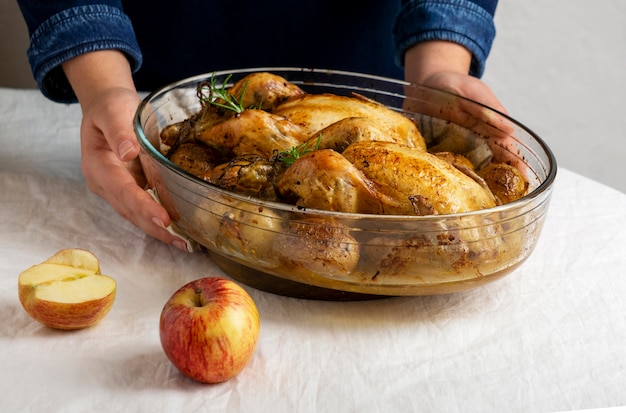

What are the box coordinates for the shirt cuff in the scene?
[27,4,142,103]
[393,0,496,78]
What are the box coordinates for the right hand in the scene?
[63,51,190,251]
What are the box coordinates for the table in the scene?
[1,88,625,413]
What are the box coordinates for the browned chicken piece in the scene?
[420,120,494,170]
[433,151,476,171]
[160,100,231,152]
[215,205,283,262]
[273,93,427,150]
[373,232,475,280]
[275,143,497,215]
[478,163,529,204]
[342,141,497,214]
[167,142,223,180]
[196,109,307,158]
[227,72,306,111]
[160,119,196,149]
[364,224,505,282]
[164,72,527,223]
[165,83,238,147]
[271,218,361,276]
[206,154,278,200]
[300,116,404,153]
[161,72,306,151]
[275,149,401,214]
[432,152,501,206]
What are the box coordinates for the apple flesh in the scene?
[18,249,116,330]
[159,277,260,383]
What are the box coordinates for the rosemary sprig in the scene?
[277,134,322,165]
[197,74,249,113]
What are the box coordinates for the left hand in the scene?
[404,40,506,113]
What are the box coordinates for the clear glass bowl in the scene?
[135,68,557,300]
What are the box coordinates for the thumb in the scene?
[93,89,142,162]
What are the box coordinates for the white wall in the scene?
[483,0,626,193]
[1,0,625,192]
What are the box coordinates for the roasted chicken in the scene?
[160,71,532,284]
[163,71,527,215]
[342,141,497,214]
[273,93,426,150]
[196,109,306,158]
[275,148,389,214]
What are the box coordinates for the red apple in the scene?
[18,249,116,330]
[159,277,260,383]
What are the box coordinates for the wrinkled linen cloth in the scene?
[1,88,625,413]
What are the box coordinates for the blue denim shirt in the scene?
[17,0,497,103]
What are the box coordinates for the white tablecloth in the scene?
[1,88,625,413]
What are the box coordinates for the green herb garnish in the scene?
[197,74,249,114]
[277,134,322,165]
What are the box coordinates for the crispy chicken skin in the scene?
[163,72,307,149]
[432,151,476,171]
[276,142,497,215]
[303,117,406,153]
[273,93,427,150]
[275,149,398,214]
[163,71,525,217]
[207,155,278,200]
[342,141,497,214]
[478,162,529,204]
[196,109,307,158]
[227,72,306,112]
[154,72,538,289]
[167,142,222,180]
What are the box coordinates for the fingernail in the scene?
[118,140,135,160]
[173,239,189,252]
[151,216,165,228]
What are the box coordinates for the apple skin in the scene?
[18,249,116,330]
[19,286,116,330]
[159,277,260,383]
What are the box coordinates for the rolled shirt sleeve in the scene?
[393,0,497,78]
[20,0,496,101]
[25,4,142,103]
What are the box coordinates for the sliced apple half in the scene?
[18,249,116,330]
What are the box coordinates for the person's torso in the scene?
[122,0,403,91]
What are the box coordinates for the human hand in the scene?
[63,51,190,251]
[411,70,513,140]
[78,87,190,251]
[403,41,515,165]
[404,40,506,113]
[412,70,506,114]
